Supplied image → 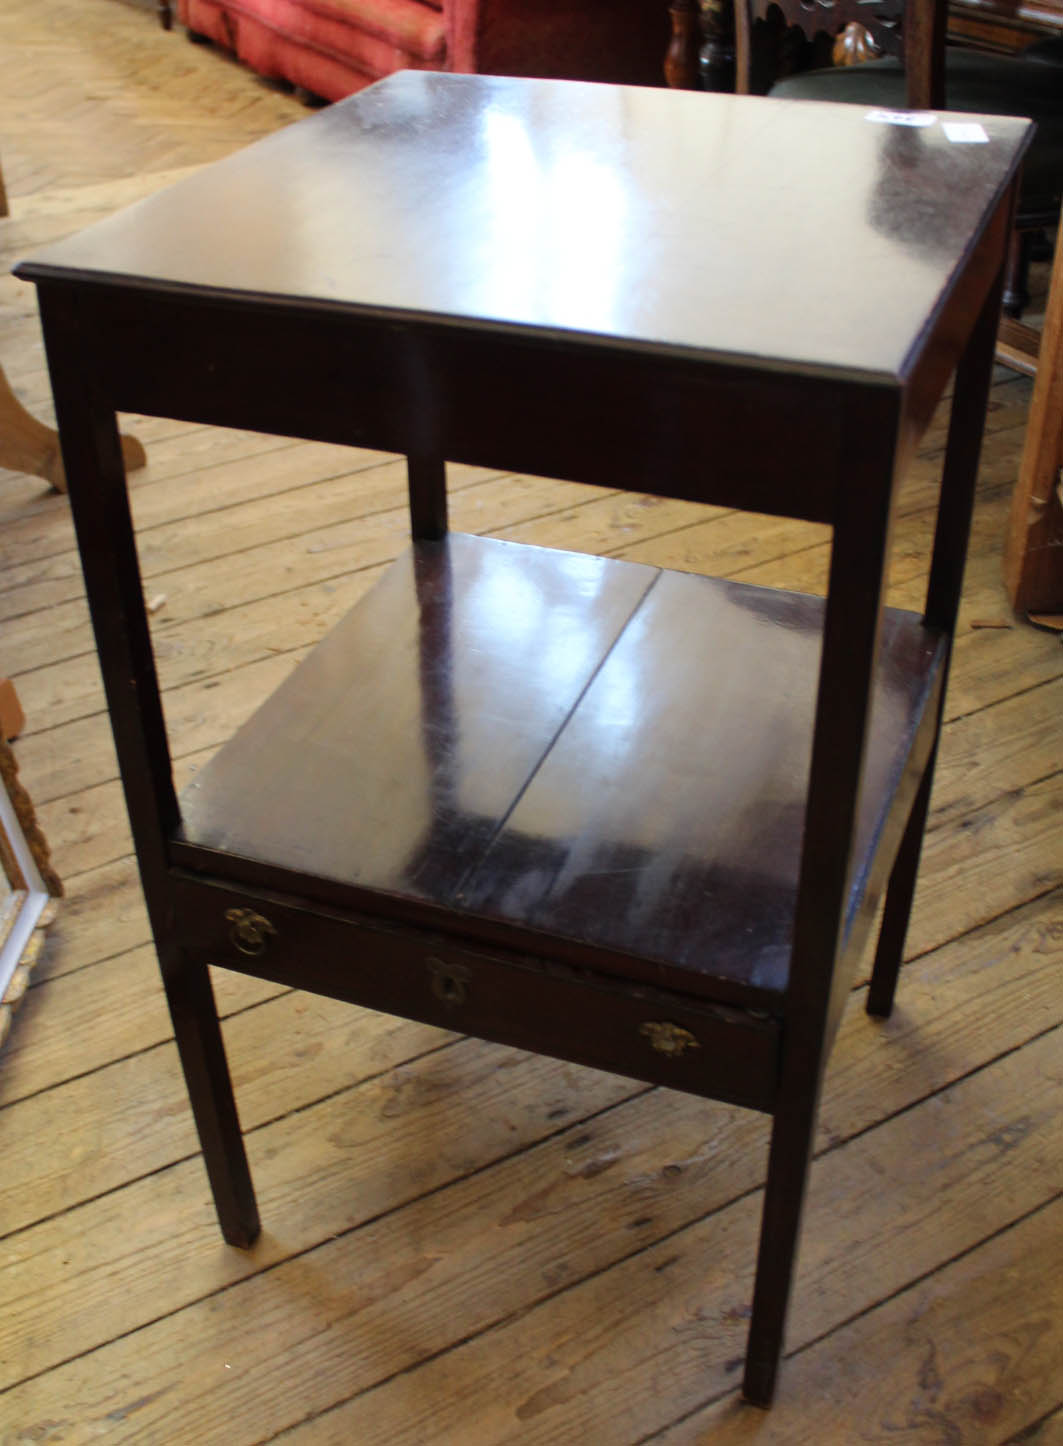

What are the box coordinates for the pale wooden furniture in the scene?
[1,152,146,490]
[0,678,24,742]
[0,363,70,491]
[1005,231,1063,619]
[0,364,147,491]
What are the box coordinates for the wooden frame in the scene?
[0,738,61,1050]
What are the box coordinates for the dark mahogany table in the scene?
[16,74,1030,1405]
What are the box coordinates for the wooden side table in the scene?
[16,75,1030,1404]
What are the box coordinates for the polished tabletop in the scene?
[17,73,1030,384]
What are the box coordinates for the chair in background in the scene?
[0,162,146,489]
[732,0,1063,613]
[734,0,1063,333]
[177,0,669,103]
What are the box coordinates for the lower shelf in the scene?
[173,533,946,1011]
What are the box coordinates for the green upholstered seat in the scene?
[771,49,1063,221]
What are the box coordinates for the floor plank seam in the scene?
[0,1030,466,1252]
[598,459,999,569]
[5,490,632,686]
[13,632,330,763]
[821,1015,1063,1158]
[925,766,1063,836]
[601,507,739,555]
[724,535,834,582]
[0,997,451,1124]
[633,1391,742,1446]
[148,453,507,543]
[3,980,297,1109]
[0,1076,661,1400]
[253,1027,1063,1441]
[4,561,384,680]
[921,418,1033,467]
[632,1193,1063,1445]
[782,1187,1063,1368]
[26,931,155,988]
[1000,1400,1063,1444]
[0,466,517,624]
[0,435,303,570]
[0,1153,216,1256]
[938,671,1061,729]
[713,470,1015,576]
[860,880,1062,976]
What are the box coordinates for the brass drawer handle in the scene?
[427,957,471,1006]
[225,908,277,957]
[640,1021,700,1057]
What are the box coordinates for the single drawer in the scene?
[169,872,781,1112]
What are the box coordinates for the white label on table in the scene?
[864,109,937,127]
[942,121,990,143]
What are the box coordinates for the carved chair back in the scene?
[735,0,946,107]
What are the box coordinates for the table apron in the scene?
[52,284,866,521]
[170,871,781,1112]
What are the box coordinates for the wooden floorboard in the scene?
[1,3,1061,1441]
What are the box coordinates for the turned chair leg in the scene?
[0,364,147,492]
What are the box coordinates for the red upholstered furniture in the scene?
[177,0,667,100]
